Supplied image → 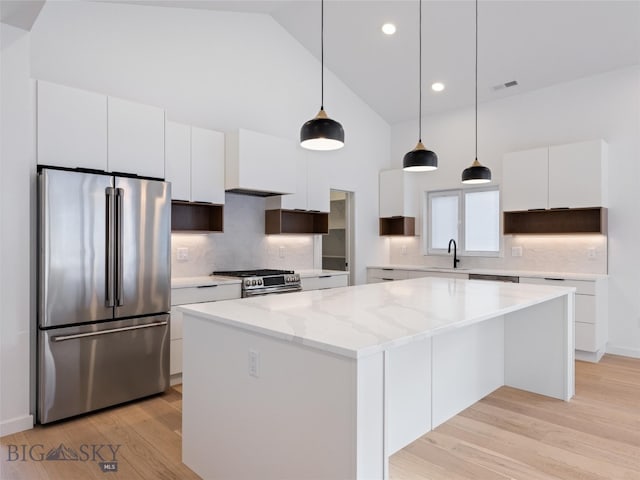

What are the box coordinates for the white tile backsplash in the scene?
[171,193,316,277]
[388,234,607,274]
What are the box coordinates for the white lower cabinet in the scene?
[367,268,407,283]
[170,282,241,380]
[519,276,608,362]
[367,267,468,283]
[301,274,348,291]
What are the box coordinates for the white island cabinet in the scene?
[180,278,574,480]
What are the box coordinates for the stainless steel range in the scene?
[213,269,302,297]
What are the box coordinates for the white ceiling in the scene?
[94,1,640,124]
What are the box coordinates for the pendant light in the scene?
[300,0,344,151]
[461,0,491,184]
[403,0,438,172]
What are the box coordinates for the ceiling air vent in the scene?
[492,80,519,91]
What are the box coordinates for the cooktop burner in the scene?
[213,269,295,278]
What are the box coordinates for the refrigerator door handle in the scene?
[105,187,116,308]
[51,321,168,342]
[116,187,125,306]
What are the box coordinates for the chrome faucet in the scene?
[448,239,461,269]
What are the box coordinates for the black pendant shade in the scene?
[300,0,344,151]
[403,0,437,172]
[461,0,491,184]
[300,108,344,151]
[403,141,438,172]
[462,159,491,184]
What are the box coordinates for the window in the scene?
[425,187,500,256]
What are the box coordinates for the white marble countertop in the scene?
[367,265,607,281]
[297,269,349,278]
[171,275,241,289]
[172,270,348,289]
[179,277,574,359]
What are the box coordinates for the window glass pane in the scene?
[431,194,458,249]
[465,190,500,252]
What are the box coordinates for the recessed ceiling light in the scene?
[431,82,445,92]
[381,23,396,35]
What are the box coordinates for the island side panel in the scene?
[385,337,432,455]
[504,293,575,401]
[357,351,385,480]
[182,314,361,480]
[432,316,506,428]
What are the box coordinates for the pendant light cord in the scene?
[475,0,478,161]
[418,0,422,143]
[320,0,324,110]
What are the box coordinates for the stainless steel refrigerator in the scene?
[37,167,171,424]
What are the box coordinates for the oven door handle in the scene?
[51,321,168,342]
[244,286,302,297]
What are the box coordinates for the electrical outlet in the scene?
[248,349,260,378]
[587,247,597,259]
[401,245,407,256]
[279,246,285,258]
[177,247,189,261]
[511,246,523,257]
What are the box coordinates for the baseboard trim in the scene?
[170,373,182,386]
[606,344,640,359]
[0,414,34,438]
[575,349,605,363]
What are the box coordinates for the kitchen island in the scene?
[179,277,575,480]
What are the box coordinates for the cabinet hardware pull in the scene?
[544,277,565,281]
[197,284,219,288]
[52,321,168,342]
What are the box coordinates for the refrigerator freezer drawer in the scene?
[38,314,169,424]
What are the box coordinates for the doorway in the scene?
[322,190,354,286]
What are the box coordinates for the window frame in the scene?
[423,186,502,258]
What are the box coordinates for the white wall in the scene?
[390,66,640,357]
[0,23,35,436]
[30,0,390,285]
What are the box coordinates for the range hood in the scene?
[225,129,297,197]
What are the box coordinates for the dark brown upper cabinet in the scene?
[503,207,607,235]
[171,201,223,233]
[265,209,328,235]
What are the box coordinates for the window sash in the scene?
[424,186,501,257]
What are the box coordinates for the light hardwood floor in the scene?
[1,355,639,479]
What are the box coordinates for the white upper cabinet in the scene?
[501,147,549,212]
[37,80,108,170]
[548,139,608,209]
[502,140,607,211]
[265,151,330,212]
[166,121,225,204]
[107,97,165,178]
[379,169,415,218]
[37,81,166,178]
[267,153,308,210]
[306,152,330,213]
[225,129,296,195]
[165,121,191,201]
[191,126,225,205]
